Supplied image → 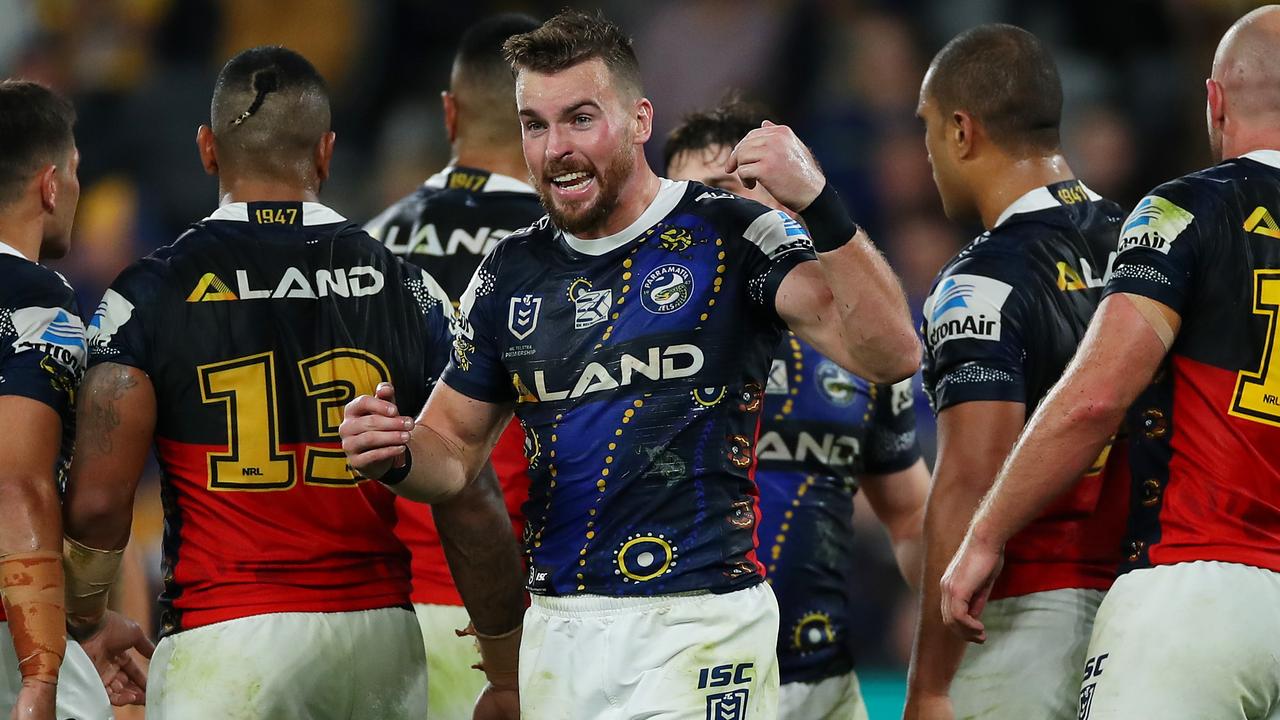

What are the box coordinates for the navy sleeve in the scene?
[863,378,922,475]
[1102,187,1205,314]
[87,260,167,374]
[440,251,517,404]
[921,253,1029,412]
[401,261,453,385]
[0,267,85,415]
[740,208,818,321]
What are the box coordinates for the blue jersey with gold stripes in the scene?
[441,179,817,596]
[756,333,919,683]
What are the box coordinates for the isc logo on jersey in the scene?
[923,274,1013,348]
[1118,195,1194,255]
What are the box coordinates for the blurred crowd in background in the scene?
[4,0,1262,689]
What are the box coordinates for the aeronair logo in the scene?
[1118,195,1194,255]
[923,273,1013,348]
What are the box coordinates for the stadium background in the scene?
[3,0,1258,716]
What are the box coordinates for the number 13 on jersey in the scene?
[198,348,391,490]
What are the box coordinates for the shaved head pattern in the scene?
[210,46,330,181]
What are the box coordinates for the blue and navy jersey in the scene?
[922,180,1131,599]
[756,332,918,683]
[0,247,85,492]
[441,179,817,596]
[1104,150,1280,575]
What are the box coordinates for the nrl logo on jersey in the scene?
[508,295,541,339]
[186,267,385,302]
[922,273,1012,348]
[1118,195,1194,255]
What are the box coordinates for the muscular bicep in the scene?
[64,363,157,550]
[0,396,63,552]
[774,260,848,365]
[934,401,1026,494]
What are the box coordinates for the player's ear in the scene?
[37,163,57,213]
[442,91,459,145]
[1206,78,1226,131]
[196,125,219,176]
[314,131,337,183]
[634,98,653,145]
[951,110,975,160]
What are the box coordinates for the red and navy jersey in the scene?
[1106,150,1280,574]
[87,202,452,635]
[922,180,1131,599]
[441,179,817,596]
[0,246,85,621]
[366,166,544,606]
[756,332,919,683]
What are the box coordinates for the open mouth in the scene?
[550,171,595,193]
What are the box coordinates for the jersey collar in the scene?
[992,181,1102,229]
[0,240,31,261]
[423,166,537,194]
[203,202,347,225]
[560,178,687,256]
[1241,149,1280,170]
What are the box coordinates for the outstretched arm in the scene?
[860,458,930,591]
[729,121,920,383]
[941,294,1177,639]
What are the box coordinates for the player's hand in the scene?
[902,692,955,720]
[939,532,1003,644]
[340,382,414,480]
[472,683,519,720]
[76,609,153,705]
[725,120,825,212]
[9,679,55,720]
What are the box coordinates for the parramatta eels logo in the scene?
[792,611,836,653]
[815,360,857,407]
[614,533,678,582]
[507,294,541,340]
[641,264,694,314]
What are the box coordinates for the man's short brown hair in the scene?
[0,81,75,207]
[502,10,643,97]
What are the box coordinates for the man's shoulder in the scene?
[0,256,75,309]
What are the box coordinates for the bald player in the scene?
[65,46,523,719]
[365,14,544,720]
[905,26,1130,720]
[944,7,1280,718]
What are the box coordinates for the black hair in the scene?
[0,80,75,206]
[210,46,330,177]
[926,24,1063,153]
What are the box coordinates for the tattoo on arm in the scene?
[84,365,138,455]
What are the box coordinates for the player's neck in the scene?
[217,178,321,206]
[976,152,1075,230]
[0,207,45,262]
[1221,127,1280,161]
[450,147,529,184]
[573,163,661,240]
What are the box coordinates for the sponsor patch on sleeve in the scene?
[87,289,135,351]
[922,273,1013,348]
[1118,195,1194,255]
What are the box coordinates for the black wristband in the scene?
[379,446,413,486]
[799,183,858,253]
